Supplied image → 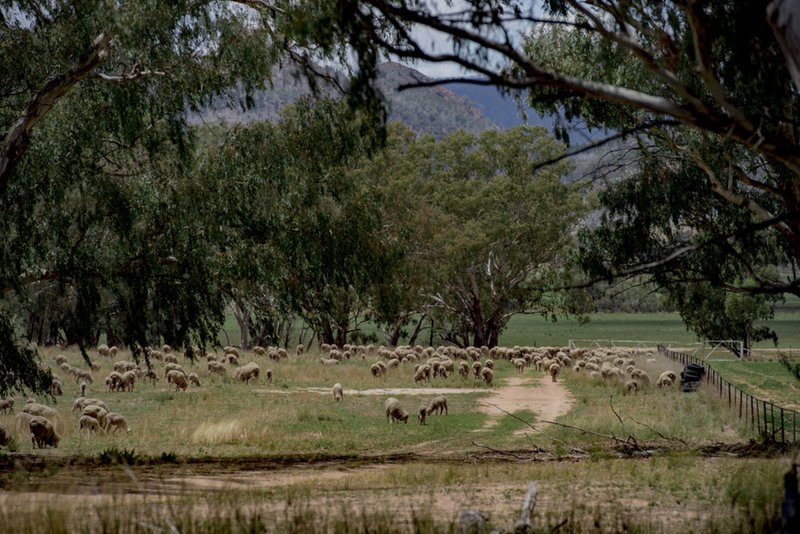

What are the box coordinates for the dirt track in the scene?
[477,374,575,433]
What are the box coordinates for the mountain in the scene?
[192,62,497,138]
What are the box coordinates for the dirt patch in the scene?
[477,374,574,434]
[258,386,486,396]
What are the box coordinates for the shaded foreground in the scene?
[0,451,792,533]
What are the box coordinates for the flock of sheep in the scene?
[0,340,678,450]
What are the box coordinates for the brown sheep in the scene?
[166,370,188,391]
[0,398,14,414]
[458,361,470,378]
[29,416,60,449]
[480,367,494,386]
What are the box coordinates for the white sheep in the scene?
[188,373,201,387]
[104,412,131,433]
[234,363,260,383]
[81,405,109,427]
[458,361,470,378]
[320,358,339,366]
[22,402,58,420]
[371,362,386,379]
[120,370,137,392]
[208,361,227,375]
[625,380,639,395]
[384,397,409,424]
[332,383,343,401]
[79,415,102,433]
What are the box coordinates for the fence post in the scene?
[781,408,785,444]
[764,400,769,438]
[728,382,731,407]
[738,389,742,419]
[751,395,755,429]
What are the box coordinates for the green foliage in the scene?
[667,283,779,355]
[361,123,590,346]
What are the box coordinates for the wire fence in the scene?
[658,345,799,444]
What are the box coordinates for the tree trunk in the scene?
[232,301,250,350]
[408,313,427,346]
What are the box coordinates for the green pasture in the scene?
[219,311,800,351]
[708,360,800,411]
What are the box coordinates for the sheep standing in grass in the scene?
[549,363,561,382]
[384,398,409,424]
[208,361,227,375]
[188,373,201,387]
[332,383,343,402]
[98,344,110,358]
[234,363,260,383]
[371,362,386,379]
[625,380,639,395]
[0,399,13,414]
[417,406,427,425]
[29,416,60,448]
[426,396,448,416]
[51,378,63,396]
[657,371,676,388]
[167,370,188,391]
[265,369,273,383]
[413,365,431,384]
[472,361,483,378]
[104,412,131,433]
[79,415,102,433]
[320,358,340,366]
[513,359,526,374]
[458,361,470,378]
[121,370,137,392]
[296,344,304,355]
[480,367,494,386]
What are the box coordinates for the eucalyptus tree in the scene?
[286,0,800,299]
[199,98,389,348]
[365,124,588,348]
[0,0,314,395]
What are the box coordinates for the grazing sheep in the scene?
[98,344,110,358]
[265,369,273,383]
[434,365,448,379]
[82,405,109,426]
[384,397,409,424]
[29,416,60,449]
[417,406,427,425]
[426,396,448,416]
[79,415,102,433]
[0,398,14,414]
[458,361,470,378]
[480,367,494,386]
[164,353,179,364]
[105,371,123,392]
[625,380,639,395]
[51,378,63,397]
[234,363,260,383]
[109,346,118,358]
[253,346,266,357]
[296,344,304,355]
[656,372,676,388]
[484,359,494,370]
[166,370,188,391]
[208,361,227,375]
[144,369,159,384]
[332,383,343,402]
[188,373,201,387]
[73,369,93,384]
[630,368,650,385]
[549,363,561,382]
[513,358,526,374]
[472,361,483,378]
[320,358,340,366]
[162,344,172,354]
[413,365,431,384]
[371,362,386,379]
[80,398,109,412]
[387,358,401,369]
[321,343,331,353]
[225,353,239,365]
[121,370,137,392]
[22,402,58,420]
[104,412,131,433]
[55,354,67,366]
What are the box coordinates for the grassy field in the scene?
[706,360,800,411]
[0,344,795,532]
[219,311,800,352]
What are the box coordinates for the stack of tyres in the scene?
[681,363,706,392]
